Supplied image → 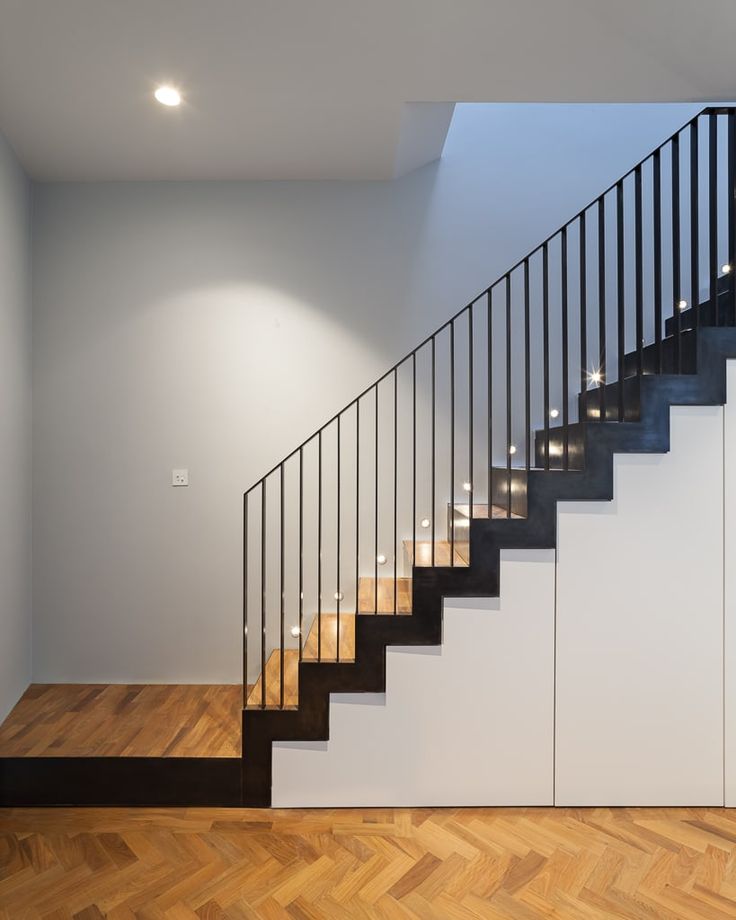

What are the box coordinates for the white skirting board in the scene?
[272,369,736,807]
[272,549,556,807]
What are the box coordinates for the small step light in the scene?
[723,264,732,275]
[509,445,517,456]
[154,85,182,107]
[550,408,560,419]
[588,370,603,385]
[420,518,430,528]
[678,299,688,311]
[290,625,301,638]
[376,553,387,565]
[462,481,472,492]
[334,591,343,601]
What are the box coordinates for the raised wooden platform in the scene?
[0,684,242,758]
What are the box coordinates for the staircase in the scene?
[242,105,736,807]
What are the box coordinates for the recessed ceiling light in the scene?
[154,85,181,107]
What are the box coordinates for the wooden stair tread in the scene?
[404,540,469,567]
[246,649,299,709]
[302,613,356,661]
[358,576,412,613]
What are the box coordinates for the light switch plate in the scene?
[172,468,189,487]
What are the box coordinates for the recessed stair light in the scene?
[550,408,560,419]
[678,299,688,311]
[154,85,182,107]
[334,591,344,601]
[723,263,732,275]
[462,481,472,492]
[420,518,430,528]
[508,445,517,456]
[376,553,387,565]
[588,370,603,385]
[290,625,300,638]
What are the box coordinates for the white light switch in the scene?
[172,468,189,487]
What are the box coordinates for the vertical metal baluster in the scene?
[450,320,455,565]
[598,197,607,420]
[524,261,530,472]
[355,401,359,621]
[561,227,569,468]
[412,353,416,566]
[543,243,550,467]
[261,479,266,710]
[691,119,699,332]
[616,181,625,421]
[468,306,474,528]
[336,415,341,661]
[579,213,588,416]
[654,149,663,373]
[487,290,494,508]
[635,166,643,376]
[317,430,322,659]
[243,492,248,708]
[431,338,436,567]
[673,134,682,372]
[374,386,379,614]
[279,465,285,709]
[393,368,398,614]
[710,112,719,325]
[505,276,512,514]
[730,110,736,324]
[299,447,303,658]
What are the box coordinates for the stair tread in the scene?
[246,649,299,710]
[357,576,412,613]
[404,540,469,567]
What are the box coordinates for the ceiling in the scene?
[1,0,736,181]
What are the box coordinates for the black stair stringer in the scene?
[243,325,736,807]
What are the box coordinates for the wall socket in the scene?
[172,468,189,487]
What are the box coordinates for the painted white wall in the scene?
[0,129,32,721]
[555,406,724,806]
[724,362,736,806]
[272,549,556,807]
[31,104,702,682]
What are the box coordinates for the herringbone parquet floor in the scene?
[2,806,736,919]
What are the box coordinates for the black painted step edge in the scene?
[0,757,242,807]
[243,325,736,807]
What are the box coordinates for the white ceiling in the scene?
[1,0,735,181]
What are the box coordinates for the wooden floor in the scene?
[2,806,736,918]
[0,684,241,758]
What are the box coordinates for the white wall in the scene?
[0,129,32,720]
[31,104,701,682]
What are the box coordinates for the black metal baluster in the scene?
[561,227,569,467]
[317,430,322,659]
[355,402,359,620]
[524,261,530,471]
[616,181,625,421]
[579,214,587,418]
[598,197,607,420]
[260,479,266,710]
[336,415,341,661]
[243,492,248,708]
[450,320,455,565]
[691,120,699,332]
[505,276,512,513]
[543,243,550,467]
[468,306,474,527]
[393,368,398,614]
[431,338,436,567]
[374,386,379,613]
[654,149,663,373]
[299,447,303,659]
[710,112,719,325]
[635,166,643,376]
[672,135,682,372]
[412,353,416,566]
[487,289,494,503]
[279,464,285,708]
